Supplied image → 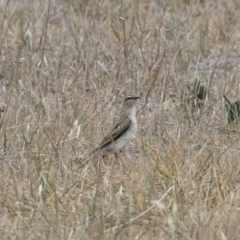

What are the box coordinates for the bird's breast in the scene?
[115,119,137,149]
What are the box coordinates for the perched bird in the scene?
[91,95,140,158]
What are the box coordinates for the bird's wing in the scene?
[93,116,132,152]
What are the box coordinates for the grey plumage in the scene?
[91,95,140,157]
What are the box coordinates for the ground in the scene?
[0,0,240,239]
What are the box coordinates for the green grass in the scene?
[0,0,240,239]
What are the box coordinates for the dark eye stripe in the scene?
[125,96,140,101]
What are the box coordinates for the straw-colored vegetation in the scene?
[1,0,240,239]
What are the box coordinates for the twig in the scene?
[105,185,173,232]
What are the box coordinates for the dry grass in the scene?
[0,0,240,239]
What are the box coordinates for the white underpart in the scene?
[105,106,137,153]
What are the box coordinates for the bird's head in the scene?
[123,95,140,109]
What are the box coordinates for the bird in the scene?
[91,95,140,158]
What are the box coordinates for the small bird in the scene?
[91,95,140,158]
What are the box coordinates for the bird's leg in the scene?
[114,149,124,159]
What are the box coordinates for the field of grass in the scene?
[1,0,240,239]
